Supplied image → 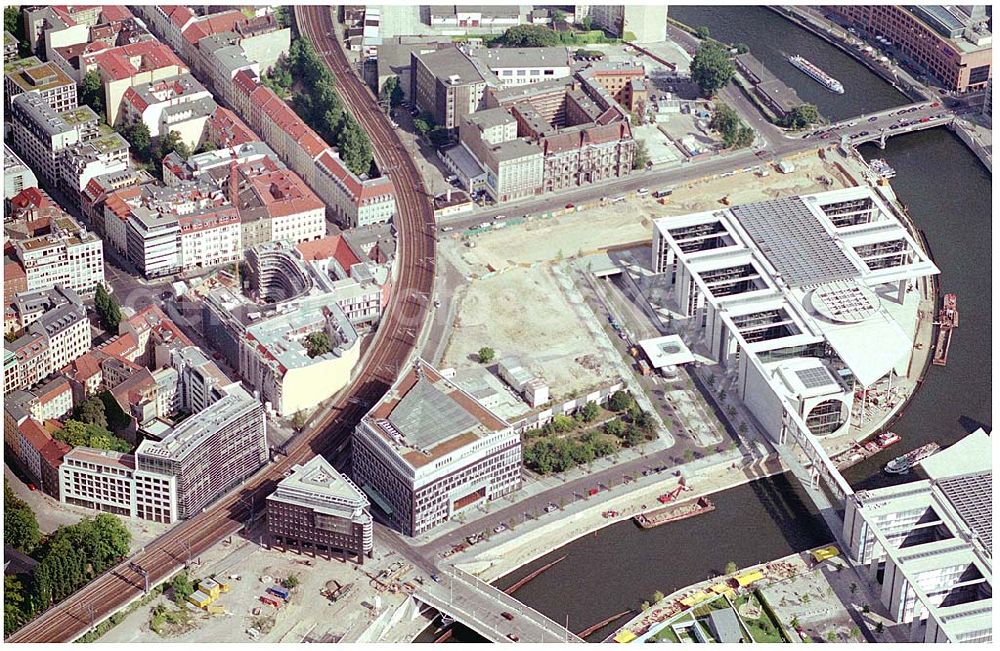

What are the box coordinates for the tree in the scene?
[75,396,108,429]
[500,24,560,47]
[724,561,738,574]
[652,590,665,603]
[477,347,495,364]
[413,112,434,137]
[4,7,20,38]
[710,103,754,149]
[158,130,190,162]
[826,631,838,642]
[608,390,634,412]
[171,572,194,604]
[116,122,152,161]
[273,6,290,29]
[5,575,28,635]
[734,42,750,54]
[580,16,593,30]
[683,449,695,462]
[632,139,650,170]
[850,626,860,639]
[337,114,374,177]
[291,411,306,430]
[4,484,40,554]
[379,76,404,109]
[95,283,122,332]
[783,104,821,129]
[875,622,884,634]
[304,331,332,358]
[641,600,651,611]
[694,26,711,40]
[552,9,566,24]
[78,70,104,117]
[195,139,219,154]
[691,42,735,97]
[52,419,130,452]
[282,574,300,589]
[622,425,643,448]
[604,418,625,438]
[849,582,858,594]
[580,401,600,423]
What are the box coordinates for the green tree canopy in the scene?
[694,26,711,40]
[94,284,122,332]
[304,331,332,358]
[734,42,750,54]
[336,114,374,177]
[784,103,821,129]
[580,401,600,423]
[116,121,152,162]
[4,483,40,555]
[691,42,735,97]
[477,347,495,364]
[171,572,194,604]
[379,76,404,109]
[500,24,560,47]
[5,575,28,635]
[158,130,190,162]
[608,390,635,412]
[75,396,108,429]
[632,139,650,170]
[52,419,130,452]
[78,70,104,117]
[710,103,755,149]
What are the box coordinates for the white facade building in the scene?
[14,215,105,296]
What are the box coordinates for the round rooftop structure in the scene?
[809,280,882,324]
[247,243,312,304]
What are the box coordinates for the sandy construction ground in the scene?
[440,264,617,400]
[451,149,859,275]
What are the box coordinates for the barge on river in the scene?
[635,496,715,529]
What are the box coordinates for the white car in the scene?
[544,504,558,513]
[636,187,649,196]
[493,524,508,534]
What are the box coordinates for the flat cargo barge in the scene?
[634,496,715,529]
[932,293,958,366]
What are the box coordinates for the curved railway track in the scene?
[7,6,434,642]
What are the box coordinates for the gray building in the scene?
[411,45,488,129]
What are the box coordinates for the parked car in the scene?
[502,612,514,621]
[507,633,520,642]
[868,116,878,122]
[493,524,508,534]
[544,503,558,513]
[431,574,441,583]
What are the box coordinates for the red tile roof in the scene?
[92,41,186,81]
[316,149,396,205]
[248,168,323,219]
[232,69,257,97]
[165,5,197,30]
[296,235,363,270]
[99,5,133,23]
[61,350,105,383]
[181,10,246,45]
[206,107,256,147]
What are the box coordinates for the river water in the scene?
[422,7,992,643]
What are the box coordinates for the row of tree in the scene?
[4,486,132,635]
[275,37,374,177]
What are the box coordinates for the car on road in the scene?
[544,503,558,513]
[930,102,940,108]
[441,226,453,232]
[565,203,574,209]
[431,574,441,583]
[612,195,626,203]
[502,612,514,620]
[27,483,37,491]
[636,187,649,196]
[493,524,508,534]
[820,132,833,139]
[919,117,930,123]
[507,633,520,642]
[857,130,870,137]
[493,214,505,221]
[868,116,878,122]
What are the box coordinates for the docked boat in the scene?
[868,158,896,179]
[788,55,845,93]
[833,431,901,470]
[634,496,715,529]
[932,294,958,366]
[884,443,941,475]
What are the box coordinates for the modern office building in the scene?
[4,144,39,200]
[470,46,571,88]
[266,455,373,563]
[651,188,939,445]
[4,56,77,112]
[352,359,521,537]
[135,385,266,519]
[843,429,992,643]
[59,447,179,523]
[826,5,991,92]
[8,94,99,188]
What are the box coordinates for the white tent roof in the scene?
[639,335,696,369]
[818,312,911,387]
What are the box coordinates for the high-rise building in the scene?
[266,455,373,563]
[353,359,521,536]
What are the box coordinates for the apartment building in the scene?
[86,40,188,125]
[313,149,397,228]
[827,5,991,92]
[9,94,99,188]
[4,144,39,200]
[135,386,266,519]
[411,45,488,129]
[352,360,522,536]
[13,214,104,296]
[580,5,669,43]
[4,30,18,62]
[4,56,76,112]
[266,455,373,564]
[4,286,91,395]
[458,109,544,202]
[60,130,130,201]
[119,73,215,142]
[3,397,70,498]
[80,166,154,227]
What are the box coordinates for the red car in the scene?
[919,117,930,123]
[27,483,37,492]
[565,203,574,209]
[502,612,514,620]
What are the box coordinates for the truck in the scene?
[267,585,290,601]
[260,595,281,608]
[653,188,674,199]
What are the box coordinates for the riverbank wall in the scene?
[455,451,786,585]
[952,122,993,172]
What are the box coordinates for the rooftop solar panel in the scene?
[732,197,858,287]
[795,366,836,389]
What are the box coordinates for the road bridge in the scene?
[412,567,584,643]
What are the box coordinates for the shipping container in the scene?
[267,585,290,601]
[188,590,213,609]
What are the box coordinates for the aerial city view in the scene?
[2,2,992,645]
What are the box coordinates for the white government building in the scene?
[651,187,938,452]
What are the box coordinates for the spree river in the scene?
[422,7,992,643]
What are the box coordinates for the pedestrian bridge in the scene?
[412,566,584,643]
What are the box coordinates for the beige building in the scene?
[86,40,188,125]
[14,215,105,296]
[411,45,488,129]
[578,5,668,43]
[459,108,544,202]
[4,56,77,113]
